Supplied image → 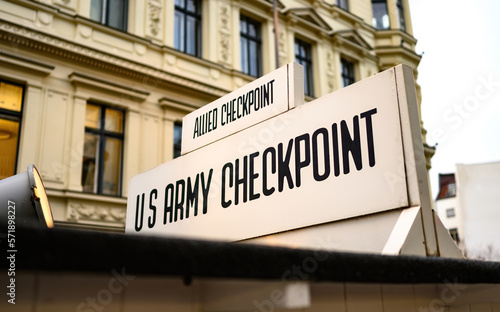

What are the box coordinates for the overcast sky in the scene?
[408,0,500,197]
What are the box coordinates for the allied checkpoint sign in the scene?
[181,62,304,154]
[125,65,409,241]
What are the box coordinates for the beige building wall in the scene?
[0,0,433,231]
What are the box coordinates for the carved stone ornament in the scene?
[218,1,231,64]
[147,0,163,38]
[67,203,126,224]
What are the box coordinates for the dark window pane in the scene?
[295,38,313,97]
[240,15,261,77]
[108,0,126,30]
[249,41,258,76]
[338,0,349,10]
[186,16,197,55]
[175,0,201,56]
[174,12,185,50]
[341,58,355,87]
[372,1,389,29]
[397,0,406,31]
[173,123,182,158]
[240,19,247,34]
[90,0,103,22]
[187,0,196,12]
[90,0,127,31]
[241,38,248,73]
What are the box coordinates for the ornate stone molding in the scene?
[67,203,126,225]
[326,50,335,92]
[0,20,228,98]
[218,1,231,65]
[146,0,163,38]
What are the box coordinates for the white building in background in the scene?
[435,161,500,261]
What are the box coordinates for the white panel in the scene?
[181,62,304,154]
[126,66,407,241]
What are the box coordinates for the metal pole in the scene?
[273,0,280,69]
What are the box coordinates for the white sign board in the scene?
[126,67,408,241]
[181,62,304,154]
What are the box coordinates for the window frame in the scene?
[174,0,202,57]
[337,0,349,11]
[396,0,406,32]
[295,38,314,97]
[0,79,24,178]
[371,0,390,30]
[90,0,129,32]
[82,103,125,197]
[240,14,263,77]
[341,58,355,87]
[446,208,456,218]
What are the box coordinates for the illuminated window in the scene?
[173,122,182,158]
[82,103,125,196]
[295,38,314,97]
[372,0,389,30]
[240,15,262,77]
[0,80,23,180]
[90,0,128,31]
[341,58,355,87]
[175,0,202,57]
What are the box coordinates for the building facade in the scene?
[0,0,434,231]
[436,162,500,261]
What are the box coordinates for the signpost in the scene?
[126,64,415,243]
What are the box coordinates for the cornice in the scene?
[374,45,422,64]
[0,20,229,99]
[69,72,150,102]
[0,50,54,76]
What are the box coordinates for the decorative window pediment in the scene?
[69,72,150,102]
[333,29,372,51]
[286,8,333,33]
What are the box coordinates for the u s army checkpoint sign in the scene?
[126,65,410,241]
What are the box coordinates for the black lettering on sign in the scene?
[312,128,330,182]
[262,147,276,196]
[193,108,218,139]
[148,189,157,228]
[219,79,276,127]
[360,108,377,167]
[219,108,378,209]
[135,193,145,232]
